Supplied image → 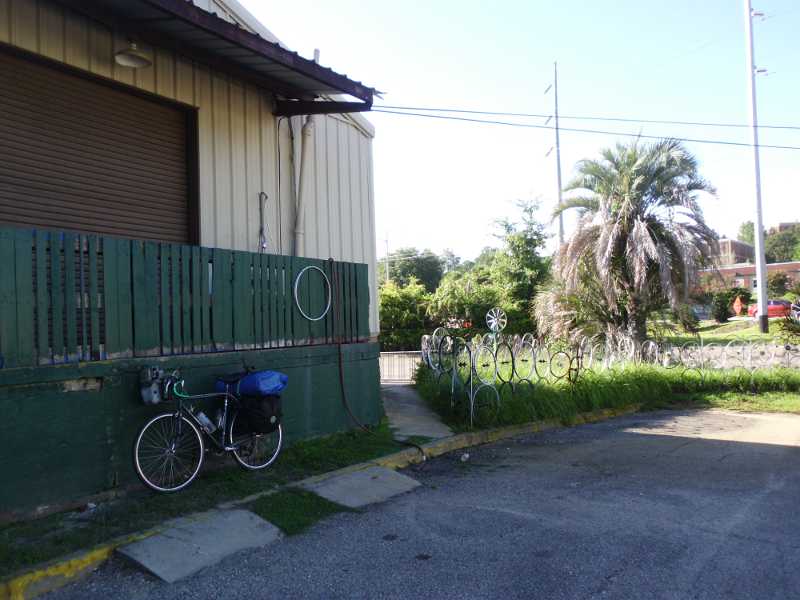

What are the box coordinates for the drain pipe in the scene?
[293,115,315,256]
[292,48,321,257]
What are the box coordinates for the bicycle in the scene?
[133,369,283,493]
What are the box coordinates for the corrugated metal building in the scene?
[0,0,379,335]
[0,0,382,518]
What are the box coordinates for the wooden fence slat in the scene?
[273,255,285,347]
[78,234,88,361]
[347,262,357,343]
[0,228,18,368]
[35,230,49,364]
[255,254,264,348]
[181,245,191,354]
[200,247,211,351]
[132,241,160,356]
[13,228,36,366]
[159,243,171,355]
[103,237,119,357]
[171,244,182,353]
[323,259,333,344]
[51,232,64,362]
[88,235,100,360]
[245,253,255,348]
[232,251,250,349]
[63,232,78,361]
[117,239,133,357]
[303,257,313,345]
[307,258,320,344]
[191,246,201,353]
[357,263,370,340]
[268,254,277,348]
[131,240,145,354]
[284,255,294,346]
[291,257,305,345]
[213,249,233,350]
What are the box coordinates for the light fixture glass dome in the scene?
[114,42,151,69]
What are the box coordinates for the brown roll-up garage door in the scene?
[0,49,193,244]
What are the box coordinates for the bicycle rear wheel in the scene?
[228,410,283,470]
[134,413,204,493]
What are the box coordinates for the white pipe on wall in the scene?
[293,115,315,257]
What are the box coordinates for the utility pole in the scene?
[384,238,390,284]
[554,62,564,245]
[744,0,769,333]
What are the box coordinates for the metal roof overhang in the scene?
[54,0,376,116]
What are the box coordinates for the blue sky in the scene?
[241,0,798,260]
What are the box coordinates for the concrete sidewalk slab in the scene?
[382,383,453,441]
[299,465,421,509]
[117,509,280,583]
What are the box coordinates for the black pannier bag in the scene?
[240,394,282,434]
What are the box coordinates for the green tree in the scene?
[737,221,754,245]
[768,271,790,296]
[377,247,443,292]
[428,201,550,333]
[378,278,431,351]
[765,227,800,263]
[542,139,717,343]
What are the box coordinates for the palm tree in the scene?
[547,139,717,343]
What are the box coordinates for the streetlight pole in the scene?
[744,0,769,333]
[554,62,564,245]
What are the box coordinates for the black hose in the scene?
[330,257,371,433]
[328,258,427,459]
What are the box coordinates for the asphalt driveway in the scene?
[47,409,800,599]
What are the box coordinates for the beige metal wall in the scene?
[0,0,379,333]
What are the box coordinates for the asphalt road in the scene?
[47,409,800,600]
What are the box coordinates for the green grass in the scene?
[662,319,781,346]
[416,363,800,431]
[251,489,354,535]
[667,390,800,413]
[0,420,405,578]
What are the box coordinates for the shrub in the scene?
[378,279,432,351]
[711,292,732,323]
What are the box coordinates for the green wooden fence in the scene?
[0,226,370,368]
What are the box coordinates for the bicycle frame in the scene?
[164,375,241,451]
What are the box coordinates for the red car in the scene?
[748,299,791,318]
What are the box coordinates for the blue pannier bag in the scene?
[215,370,288,396]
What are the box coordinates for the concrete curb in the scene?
[0,530,156,600]
[1,404,640,599]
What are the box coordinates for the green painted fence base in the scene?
[0,342,381,520]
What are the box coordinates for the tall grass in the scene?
[415,363,800,430]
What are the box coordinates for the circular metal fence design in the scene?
[420,328,800,428]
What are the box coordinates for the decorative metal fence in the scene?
[421,326,800,427]
[379,351,422,383]
[0,226,370,368]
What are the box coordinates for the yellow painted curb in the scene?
[0,531,155,600]
[1,403,640,599]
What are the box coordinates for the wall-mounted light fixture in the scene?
[114,41,151,69]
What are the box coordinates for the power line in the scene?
[373,104,800,132]
[370,109,800,151]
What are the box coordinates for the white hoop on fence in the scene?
[293,265,332,322]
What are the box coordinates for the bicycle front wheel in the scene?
[134,413,205,493]
[228,410,282,471]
